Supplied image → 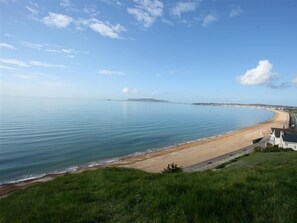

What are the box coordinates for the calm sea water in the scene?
[0,97,274,184]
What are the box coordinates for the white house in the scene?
[270,128,297,151]
[270,128,283,145]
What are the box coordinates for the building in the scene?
[270,128,297,151]
[281,133,297,150]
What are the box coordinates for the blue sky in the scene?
[0,0,296,106]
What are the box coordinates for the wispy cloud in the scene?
[20,40,88,57]
[47,48,73,54]
[293,76,297,85]
[229,6,243,18]
[98,69,125,76]
[128,0,163,28]
[46,47,88,57]
[237,60,274,86]
[268,82,291,89]
[26,6,39,15]
[102,0,122,7]
[201,14,217,27]
[26,1,40,20]
[88,19,126,39]
[29,60,64,68]
[60,0,81,12]
[161,18,174,26]
[0,43,16,50]
[42,12,73,28]
[122,87,137,94]
[0,58,64,68]
[0,64,16,70]
[21,41,44,50]
[83,7,99,17]
[171,1,198,17]
[122,87,129,93]
[0,58,29,67]
[60,0,71,7]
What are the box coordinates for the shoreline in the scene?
[107,109,288,172]
[0,109,288,197]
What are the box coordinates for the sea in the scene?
[0,97,274,184]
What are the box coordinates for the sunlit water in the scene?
[0,97,274,184]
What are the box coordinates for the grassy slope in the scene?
[1,152,297,223]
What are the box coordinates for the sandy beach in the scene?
[112,109,288,172]
[0,109,289,196]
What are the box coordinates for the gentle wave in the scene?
[0,97,274,184]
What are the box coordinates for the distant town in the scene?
[192,102,297,110]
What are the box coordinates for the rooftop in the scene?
[271,128,297,138]
[282,133,297,143]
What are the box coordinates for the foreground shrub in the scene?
[254,145,293,152]
[162,163,183,173]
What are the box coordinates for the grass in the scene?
[214,154,250,169]
[1,152,297,223]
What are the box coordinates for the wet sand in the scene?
[0,109,288,196]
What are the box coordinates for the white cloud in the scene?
[122,87,129,93]
[29,60,64,68]
[60,0,71,7]
[61,48,74,54]
[102,0,122,7]
[0,43,16,50]
[26,6,39,15]
[171,1,197,17]
[98,69,125,76]
[122,87,137,93]
[0,58,28,67]
[72,17,126,39]
[293,76,297,85]
[83,7,99,17]
[161,18,174,26]
[0,64,16,70]
[42,12,73,28]
[229,6,243,18]
[0,58,64,68]
[202,14,217,27]
[46,47,87,57]
[89,19,126,39]
[128,0,163,28]
[238,60,274,85]
[60,0,80,12]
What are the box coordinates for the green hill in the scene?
[1,152,297,223]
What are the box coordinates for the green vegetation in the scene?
[162,162,183,173]
[1,152,297,223]
[215,154,250,169]
[254,145,293,152]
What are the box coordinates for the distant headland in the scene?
[127,98,169,103]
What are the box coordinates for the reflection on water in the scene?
[0,97,274,184]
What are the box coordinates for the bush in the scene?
[162,163,183,173]
[254,145,293,152]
